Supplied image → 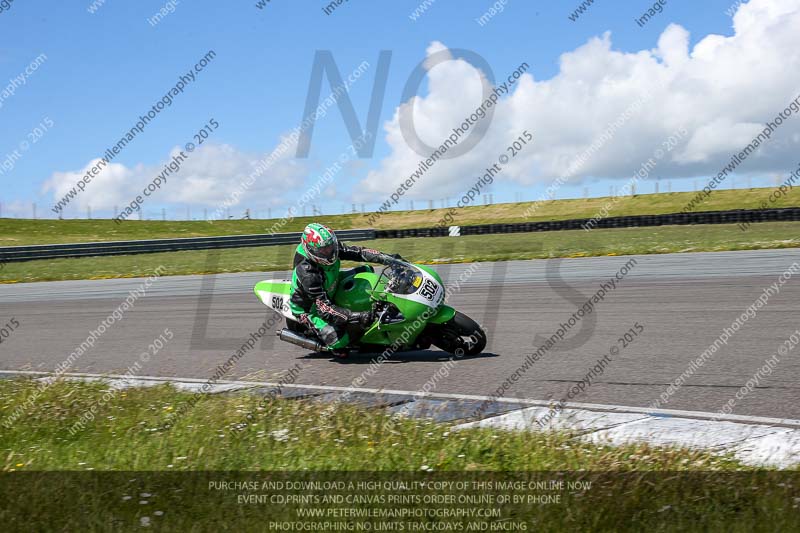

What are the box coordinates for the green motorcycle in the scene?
[254,261,487,356]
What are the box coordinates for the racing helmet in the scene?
[301,223,339,265]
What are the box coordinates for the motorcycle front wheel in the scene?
[431,311,487,356]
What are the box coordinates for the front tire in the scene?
[431,311,487,356]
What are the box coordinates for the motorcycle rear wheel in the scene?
[432,311,487,356]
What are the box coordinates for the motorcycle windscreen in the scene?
[389,266,444,309]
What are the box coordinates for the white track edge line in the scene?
[3,369,799,428]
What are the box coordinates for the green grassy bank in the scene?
[2,221,798,283]
[3,187,798,247]
[2,378,798,530]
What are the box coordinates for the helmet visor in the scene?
[312,242,338,264]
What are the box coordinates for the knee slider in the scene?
[319,325,341,346]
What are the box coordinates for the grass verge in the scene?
[2,378,799,531]
[0,379,738,472]
[2,221,799,283]
[2,187,799,247]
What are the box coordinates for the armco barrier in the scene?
[374,207,800,239]
[2,207,798,263]
[0,229,375,263]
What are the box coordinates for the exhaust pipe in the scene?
[277,328,324,352]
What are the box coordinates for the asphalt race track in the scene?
[2,249,799,419]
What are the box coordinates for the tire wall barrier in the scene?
[0,230,376,263]
[374,207,800,239]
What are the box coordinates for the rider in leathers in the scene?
[289,223,401,356]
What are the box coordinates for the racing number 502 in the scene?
[420,279,437,301]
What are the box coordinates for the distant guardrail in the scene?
[2,207,798,263]
[0,229,376,263]
[375,207,800,239]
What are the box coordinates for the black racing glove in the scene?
[380,253,405,265]
[349,310,374,328]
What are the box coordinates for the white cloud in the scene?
[360,0,800,200]
[1,200,40,219]
[42,138,308,216]
[43,159,135,212]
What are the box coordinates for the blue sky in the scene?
[1,0,796,220]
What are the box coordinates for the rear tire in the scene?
[431,311,487,356]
